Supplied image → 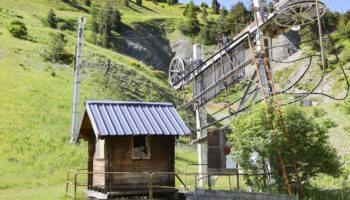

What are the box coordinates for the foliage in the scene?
[180,1,200,34]
[200,3,208,8]
[228,104,342,193]
[338,10,350,40]
[299,9,340,51]
[7,20,27,39]
[84,0,91,6]
[321,118,338,129]
[151,70,167,80]
[123,0,129,7]
[41,32,70,63]
[57,19,76,31]
[227,2,253,36]
[89,1,121,48]
[128,59,141,68]
[311,107,327,118]
[212,0,220,14]
[46,9,58,28]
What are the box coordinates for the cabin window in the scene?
[95,139,105,160]
[132,135,150,159]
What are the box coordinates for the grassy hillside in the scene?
[1,0,350,199]
[0,0,191,199]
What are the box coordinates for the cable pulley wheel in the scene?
[169,57,185,90]
[274,1,326,27]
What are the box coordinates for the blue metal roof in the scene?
[81,101,190,137]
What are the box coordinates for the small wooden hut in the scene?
[74,101,190,199]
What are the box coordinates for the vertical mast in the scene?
[70,17,86,143]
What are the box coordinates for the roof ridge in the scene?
[85,100,173,106]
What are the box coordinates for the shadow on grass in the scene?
[62,0,89,13]
[129,0,159,14]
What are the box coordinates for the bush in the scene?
[57,50,74,63]
[321,118,338,129]
[7,20,27,39]
[312,107,327,118]
[128,60,141,68]
[228,104,342,193]
[46,9,58,28]
[123,0,129,7]
[57,19,76,31]
[152,70,167,80]
[41,33,71,63]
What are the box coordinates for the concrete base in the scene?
[186,189,298,200]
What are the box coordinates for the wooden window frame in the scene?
[132,135,151,160]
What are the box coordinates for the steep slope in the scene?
[0,1,176,197]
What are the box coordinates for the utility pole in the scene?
[193,44,207,187]
[70,17,86,143]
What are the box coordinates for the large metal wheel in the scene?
[169,56,185,90]
[274,1,326,27]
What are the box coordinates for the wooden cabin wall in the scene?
[108,135,175,189]
[88,138,95,186]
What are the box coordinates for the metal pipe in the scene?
[316,0,326,71]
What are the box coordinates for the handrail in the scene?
[65,170,271,200]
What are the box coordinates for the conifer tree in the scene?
[183,1,200,34]
[212,0,220,14]
[85,0,91,6]
[99,5,112,48]
[47,9,58,28]
[111,9,121,32]
[201,7,208,22]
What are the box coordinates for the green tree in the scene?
[43,33,68,62]
[227,104,342,193]
[338,10,350,39]
[200,2,208,8]
[217,6,229,35]
[123,0,129,7]
[212,0,220,14]
[46,9,58,28]
[167,0,178,5]
[84,0,91,6]
[99,7,112,48]
[227,2,252,36]
[201,7,208,22]
[7,20,27,39]
[111,9,121,32]
[182,1,200,34]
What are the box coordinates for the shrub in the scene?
[7,20,27,39]
[321,118,338,129]
[123,0,129,7]
[312,107,327,118]
[85,0,91,6]
[41,33,71,63]
[128,60,141,68]
[57,50,74,63]
[57,19,76,31]
[152,70,167,80]
[46,9,58,28]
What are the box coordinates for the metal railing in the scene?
[65,170,245,200]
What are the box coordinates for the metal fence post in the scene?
[194,172,197,197]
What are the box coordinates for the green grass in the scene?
[0,0,178,197]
